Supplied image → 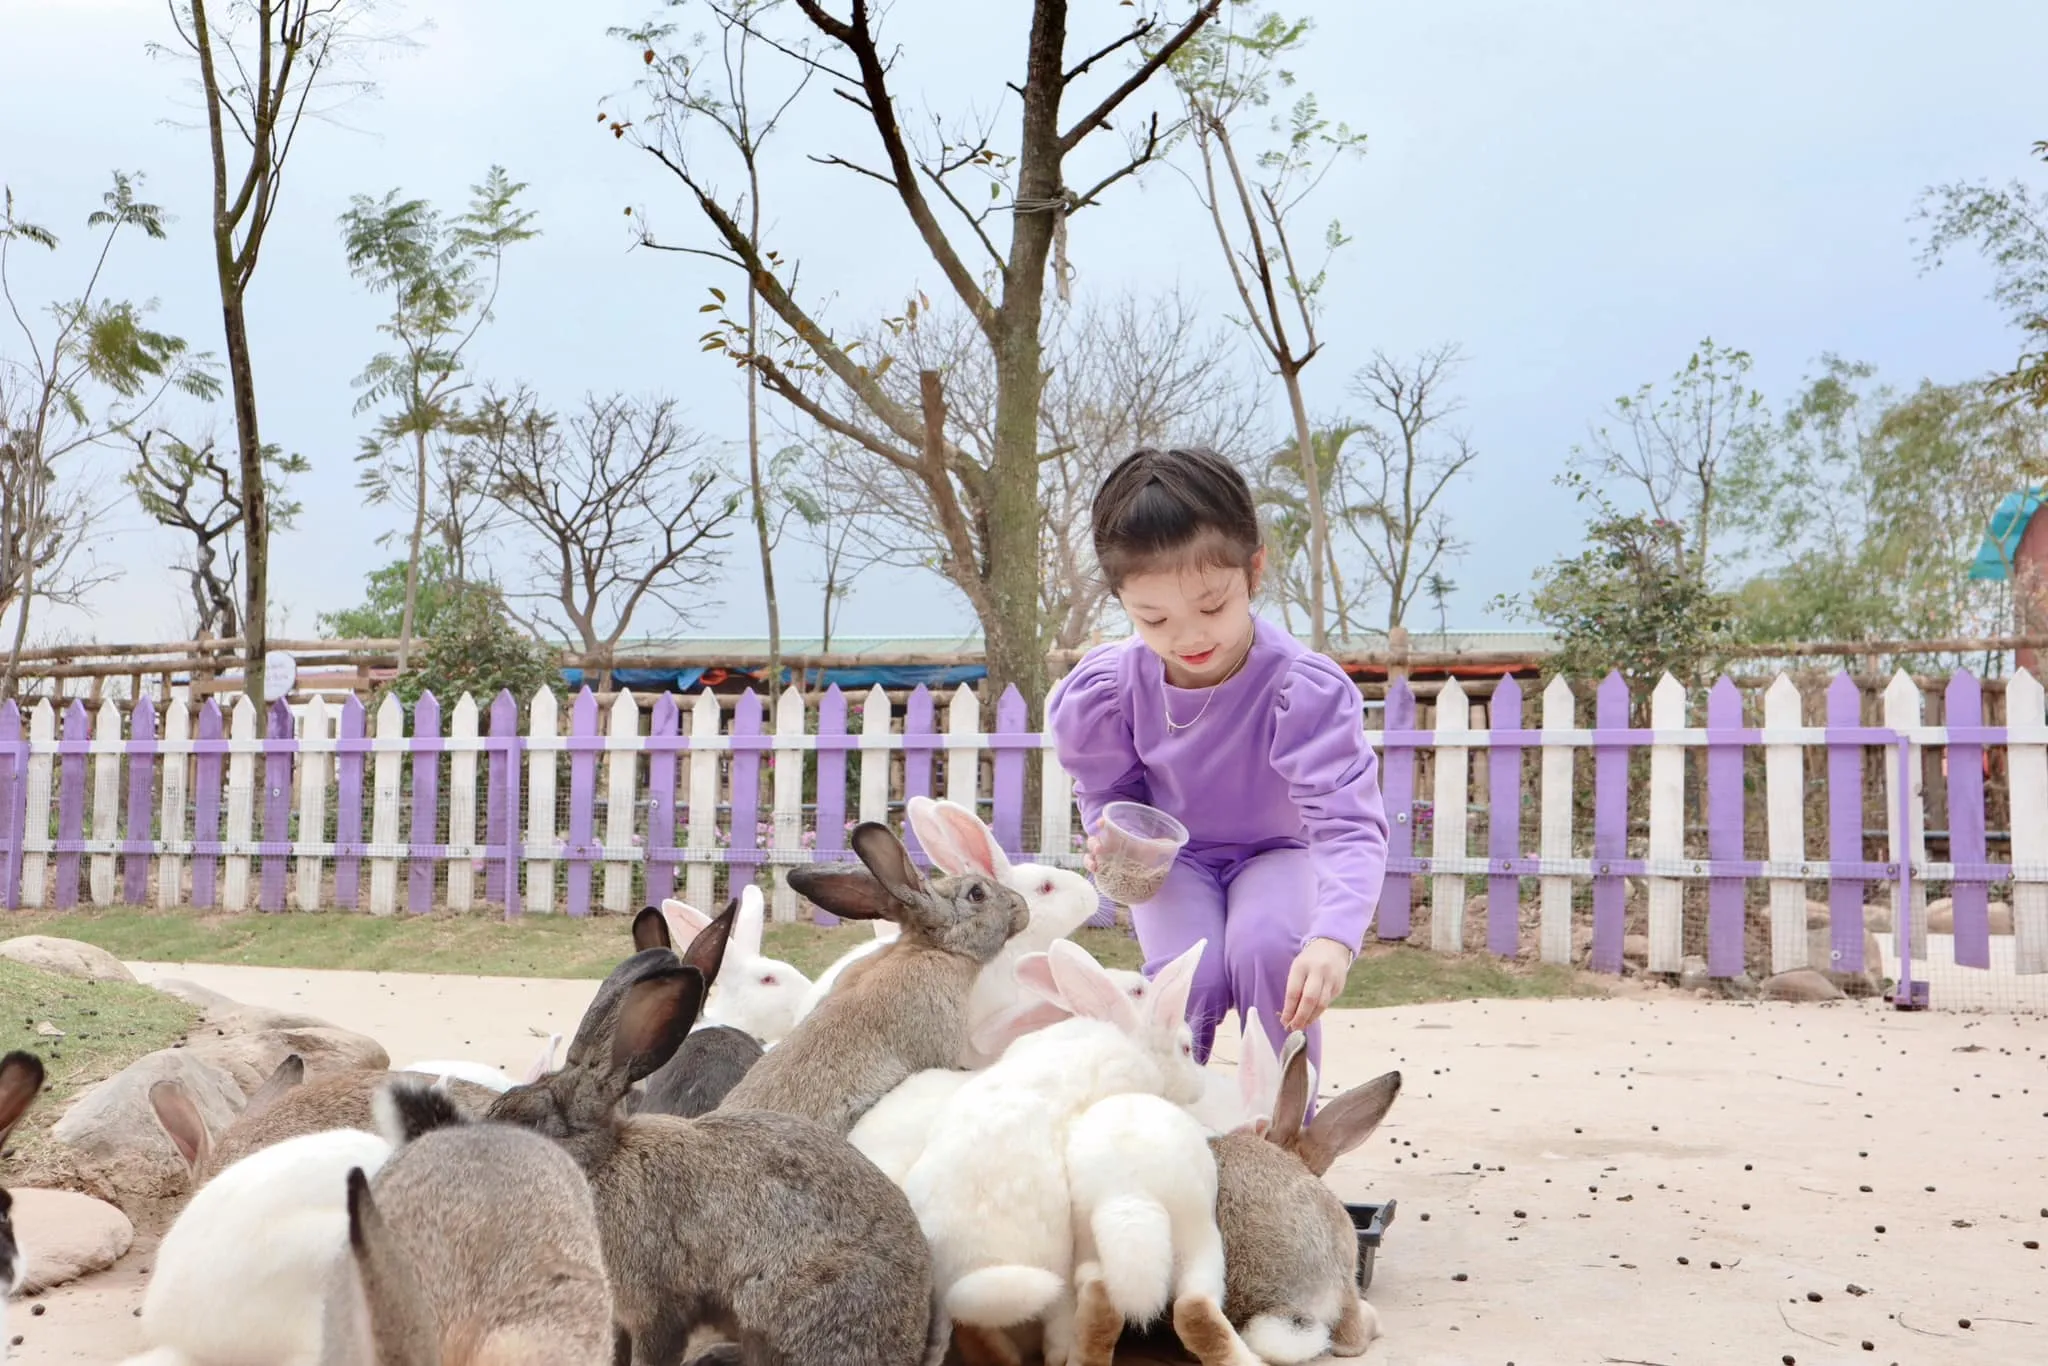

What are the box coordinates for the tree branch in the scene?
[1058,0,1220,154]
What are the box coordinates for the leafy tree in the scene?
[381,581,559,709]
[0,171,220,691]
[1919,140,2048,408]
[317,546,469,639]
[339,165,537,670]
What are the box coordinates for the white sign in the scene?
[263,650,298,699]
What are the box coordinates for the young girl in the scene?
[1047,446,1390,1082]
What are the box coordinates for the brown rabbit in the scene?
[319,1080,613,1365]
[717,822,1028,1135]
[151,1057,501,1187]
[486,963,939,1366]
[1207,1034,1400,1362]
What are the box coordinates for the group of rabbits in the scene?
[10,795,1402,1366]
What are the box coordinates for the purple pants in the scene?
[1131,844,1321,1086]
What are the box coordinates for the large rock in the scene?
[1803,899,1890,934]
[0,936,135,983]
[1806,924,1885,997]
[1926,898,2014,935]
[1761,968,1846,1002]
[184,1026,388,1093]
[148,977,240,1011]
[48,1050,244,1213]
[10,1188,133,1290]
[1679,955,1711,992]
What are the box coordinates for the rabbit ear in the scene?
[635,905,675,951]
[788,865,896,922]
[733,885,766,959]
[1264,1032,1314,1152]
[1046,940,1139,1031]
[930,799,1012,881]
[679,898,742,990]
[1145,938,1208,1032]
[1296,1070,1402,1178]
[0,1051,42,1150]
[905,795,969,876]
[346,1166,440,1366]
[849,822,928,902]
[148,1077,211,1176]
[1238,1009,1279,1117]
[661,897,712,936]
[521,1032,562,1084]
[970,997,1071,1058]
[610,966,708,1084]
[1012,951,1061,1004]
[241,1052,305,1127]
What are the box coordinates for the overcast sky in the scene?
[2,0,2042,647]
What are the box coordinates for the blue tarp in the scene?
[555,664,987,692]
[1970,489,2045,581]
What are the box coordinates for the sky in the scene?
[1,0,2043,649]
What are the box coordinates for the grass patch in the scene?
[10,907,1594,1010]
[0,958,198,1151]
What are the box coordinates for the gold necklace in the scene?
[1161,631,1256,732]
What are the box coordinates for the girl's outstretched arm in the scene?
[1047,646,1147,834]
[1270,656,1392,953]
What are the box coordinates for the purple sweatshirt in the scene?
[1046,617,1391,953]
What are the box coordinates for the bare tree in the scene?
[476,389,740,674]
[124,424,308,637]
[1568,337,1768,584]
[611,0,1222,716]
[1165,7,1366,651]
[769,435,891,653]
[796,289,1261,650]
[158,0,382,708]
[1345,345,1478,631]
[0,173,219,692]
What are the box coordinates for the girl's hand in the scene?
[1282,938,1353,1032]
[1083,834,1103,875]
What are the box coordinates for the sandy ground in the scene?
[11,963,2048,1365]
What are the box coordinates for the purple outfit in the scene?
[1046,617,1390,1081]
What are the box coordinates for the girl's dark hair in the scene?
[1091,446,1263,593]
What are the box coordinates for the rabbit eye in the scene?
[759,974,777,987]
[967,883,987,903]
[1038,880,1054,896]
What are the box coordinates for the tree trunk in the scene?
[397,426,429,672]
[221,295,270,710]
[745,169,781,685]
[1282,364,1328,652]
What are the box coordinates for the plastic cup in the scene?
[1092,800,1189,905]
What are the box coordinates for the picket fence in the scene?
[2,667,2045,1007]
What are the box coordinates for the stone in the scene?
[147,977,239,1012]
[0,936,135,983]
[48,1049,244,1213]
[1807,925,1885,997]
[1990,901,2015,936]
[1803,899,1891,934]
[1622,933,1650,965]
[9,1188,133,1290]
[1927,898,2014,935]
[184,1026,388,1094]
[1761,968,1845,1002]
[1679,956,1711,992]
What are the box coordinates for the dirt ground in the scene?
[11,962,2046,1365]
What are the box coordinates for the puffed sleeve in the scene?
[1046,644,1148,834]
[1269,655,1390,955]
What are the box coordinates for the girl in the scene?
[1047,446,1390,1082]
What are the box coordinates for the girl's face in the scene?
[1115,549,1264,688]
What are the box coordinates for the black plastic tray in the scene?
[1343,1198,1396,1292]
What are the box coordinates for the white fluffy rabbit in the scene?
[793,919,898,1025]
[1184,1008,1319,1136]
[120,1115,395,1366]
[1064,1092,1261,1366]
[662,884,811,1045]
[396,1033,561,1094]
[848,953,1148,1188]
[902,938,1209,1366]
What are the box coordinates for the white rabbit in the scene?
[396,1033,561,1094]
[120,1112,395,1366]
[1064,1092,1261,1366]
[850,952,1150,1189]
[902,938,1209,1366]
[905,797,1101,1066]
[663,884,811,1044]
[1184,1008,1319,1136]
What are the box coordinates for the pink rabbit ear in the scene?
[732,885,766,959]
[1145,938,1208,1031]
[1012,951,1061,1004]
[662,898,712,942]
[931,799,1012,881]
[1046,940,1139,1030]
[1238,1008,1279,1116]
[970,997,1071,1058]
[905,795,969,876]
